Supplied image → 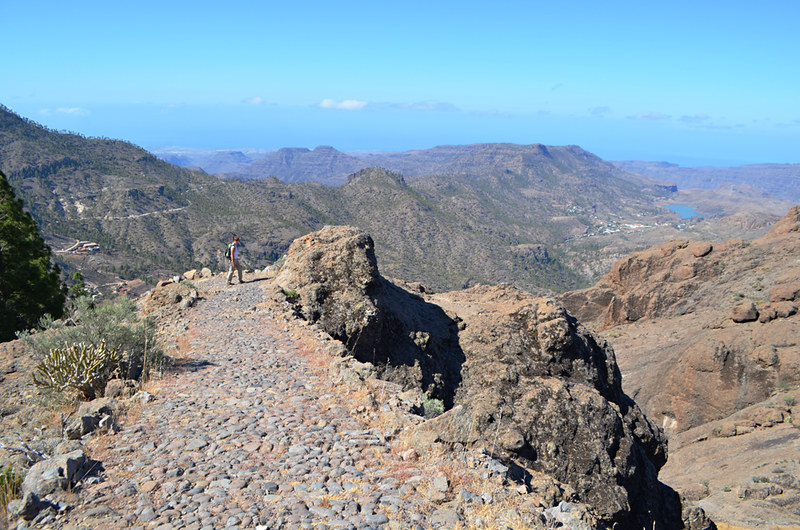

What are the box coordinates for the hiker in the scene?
[226,235,245,285]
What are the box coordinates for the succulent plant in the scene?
[32,341,123,400]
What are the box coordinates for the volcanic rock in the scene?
[770,283,800,303]
[275,226,465,405]
[276,225,682,528]
[731,301,758,323]
[22,449,91,496]
[64,397,118,439]
[422,286,679,528]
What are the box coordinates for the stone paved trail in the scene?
[64,277,446,529]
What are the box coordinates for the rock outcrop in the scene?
[276,225,683,529]
[559,205,800,433]
[558,238,738,330]
[275,226,465,406]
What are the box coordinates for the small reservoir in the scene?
[665,204,705,219]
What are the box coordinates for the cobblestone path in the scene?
[63,277,440,529]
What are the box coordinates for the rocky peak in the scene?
[275,147,311,163]
[312,145,338,153]
[344,167,407,187]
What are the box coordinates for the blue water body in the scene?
[665,204,705,219]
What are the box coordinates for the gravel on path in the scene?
[24,274,544,529]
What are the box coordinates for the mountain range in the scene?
[157,143,674,190]
[0,105,792,298]
[613,159,800,204]
[154,145,800,210]
[2,105,691,295]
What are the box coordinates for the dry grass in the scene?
[0,466,23,525]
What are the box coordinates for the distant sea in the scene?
[665,204,705,219]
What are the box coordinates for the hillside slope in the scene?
[0,106,332,283]
[561,205,800,430]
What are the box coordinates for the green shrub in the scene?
[32,341,122,400]
[784,395,796,408]
[421,394,445,419]
[282,288,299,303]
[22,295,162,387]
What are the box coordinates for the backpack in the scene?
[224,243,233,260]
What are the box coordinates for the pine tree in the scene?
[0,170,65,341]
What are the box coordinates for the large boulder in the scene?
[277,226,682,528]
[21,449,91,496]
[731,301,758,323]
[276,226,465,405]
[275,226,382,346]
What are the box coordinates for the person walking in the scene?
[226,235,245,285]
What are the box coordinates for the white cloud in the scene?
[628,112,671,121]
[243,96,264,105]
[40,107,90,117]
[56,107,90,116]
[319,98,368,110]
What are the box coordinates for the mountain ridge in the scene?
[613,159,800,203]
[1,105,684,296]
[229,143,675,194]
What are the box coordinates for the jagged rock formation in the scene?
[276,225,684,529]
[559,205,800,434]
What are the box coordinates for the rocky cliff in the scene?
[555,205,800,526]
[276,225,685,528]
[559,205,800,434]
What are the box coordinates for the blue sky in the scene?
[3,0,799,165]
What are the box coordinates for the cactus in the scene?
[32,341,123,400]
